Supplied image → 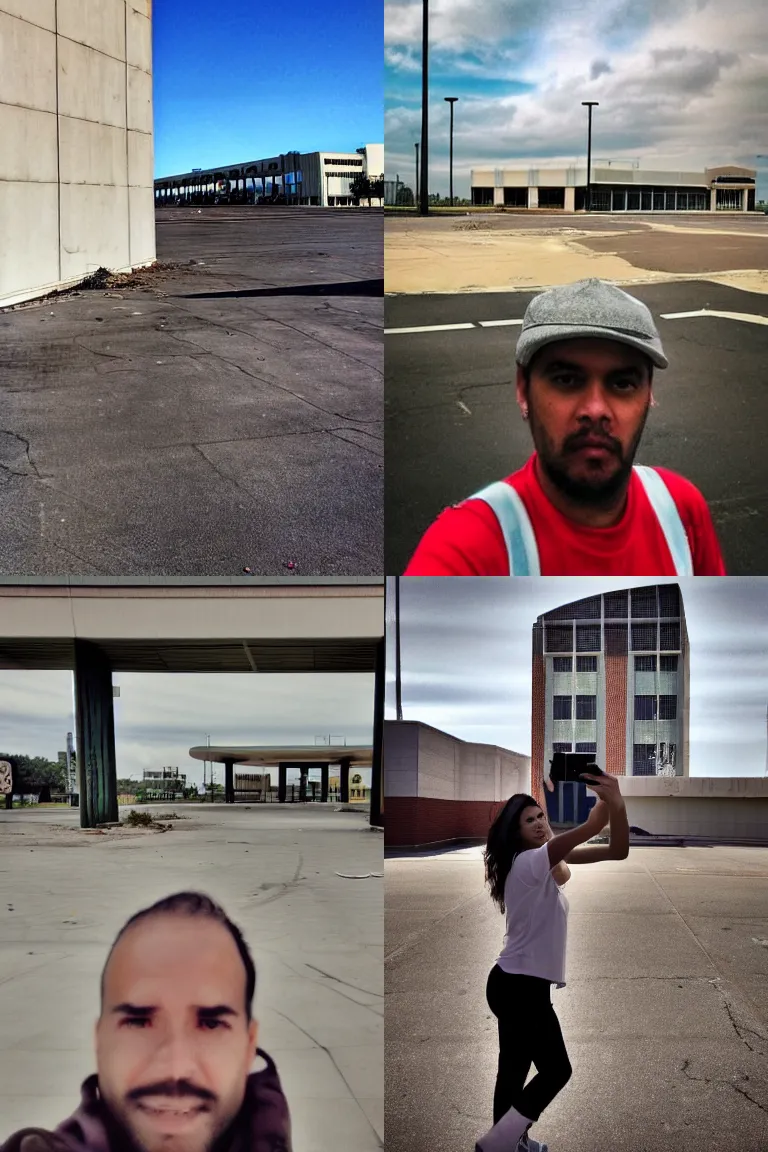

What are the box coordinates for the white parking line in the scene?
[660,308,768,326]
[384,322,476,335]
[387,308,768,336]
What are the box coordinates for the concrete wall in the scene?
[619,777,768,839]
[0,0,156,309]
[384,720,531,846]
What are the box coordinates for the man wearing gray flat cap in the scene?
[405,278,725,576]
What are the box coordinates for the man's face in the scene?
[96,915,258,1152]
[517,338,653,506]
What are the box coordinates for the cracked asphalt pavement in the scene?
[0,206,383,575]
[385,281,768,574]
[385,844,768,1152]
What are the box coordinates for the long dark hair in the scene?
[484,793,541,912]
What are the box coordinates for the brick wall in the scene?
[531,648,546,806]
[604,652,627,775]
[385,796,505,847]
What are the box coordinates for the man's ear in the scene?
[649,386,657,409]
[516,365,529,417]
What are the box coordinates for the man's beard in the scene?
[101,1095,239,1152]
[529,404,649,510]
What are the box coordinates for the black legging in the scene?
[486,965,573,1125]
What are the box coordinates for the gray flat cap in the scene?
[515,278,668,370]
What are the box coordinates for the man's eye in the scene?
[200,1018,228,1030]
[612,379,640,392]
[122,1018,150,1028]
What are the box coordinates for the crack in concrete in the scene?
[680,1058,768,1117]
[0,428,45,480]
[271,1007,383,1149]
[303,961,384,999]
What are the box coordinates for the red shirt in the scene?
[405,455,726,576]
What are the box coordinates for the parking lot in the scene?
[0,207,383,576]
[385,279,768,574]
[386,844,768,1152]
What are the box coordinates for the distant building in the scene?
[470,162,756,212]
[532,584,690,801]
[142,768,187,799]
[155,144,384,208]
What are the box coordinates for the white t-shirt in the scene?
[495,843,569,989]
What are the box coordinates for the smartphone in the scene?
[549,752,606,785]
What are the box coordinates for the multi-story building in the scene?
[531,584,690,802]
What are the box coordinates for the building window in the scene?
[631,623,657,651]
[546,626,573,653]
[553,696,572,720]
[576,625,601,652]
[553,657,573,672]
[552,742,572,753]
[576,695,597,720]
[575,742,597,754]
[576,656,598,672]
[633,743,657,775]
[631,587,657,618]
[635,695,657,720]
[575,596,602,619]
[659,695,677,720]
[660,654,678,672]
[604,591,628,618]
[660,623,681,651]
[658,586,680,619]
[635,655,657,672]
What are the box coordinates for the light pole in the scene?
[582,101,599,211]
[444,97,458,206]
[415,143,420,210]
[419,0,429,215]
[756,156,768,211]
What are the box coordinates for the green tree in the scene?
[396,185,415,206]
[349,174,373,206]
[370,174,384,202]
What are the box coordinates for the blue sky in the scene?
[386,577,768,778]
[0,673,374,788]
[153,0,382,178]
[385,0,768,199]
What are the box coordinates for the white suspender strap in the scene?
[633,465,693,576]
[469,481,540,576]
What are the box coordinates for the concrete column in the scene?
[339,757,351,803]
[321,765,329,803]
[528,187,539,209]
[742,190,749,212]
[493,187,504,206]
[278,763,288,803]
[370,637,384,828]
[564,187,576,212]
[710,189,717,212]
[74,640,118,829]
[299,767,308,803]
[224,758,235,804]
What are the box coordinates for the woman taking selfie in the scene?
[477,770,629,1152]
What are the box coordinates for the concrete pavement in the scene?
[385,280,768,574]
[0,207,383,575]
[385,844,768,1152]
[0,803,383,1150]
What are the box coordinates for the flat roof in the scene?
[190,745,373,766]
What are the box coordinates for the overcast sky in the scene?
[385,0,768,198]
[385,577,768,777]
[0,673,374,787]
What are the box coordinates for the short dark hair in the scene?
[100,891,257,1020]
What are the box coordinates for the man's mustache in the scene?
[128,1080,216,1103]
[563,429,622,457]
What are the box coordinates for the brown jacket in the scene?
[1,1050,291,1152]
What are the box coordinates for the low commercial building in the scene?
[155,143,384,208]
[384,720,768,847]
[470,162,757,212]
